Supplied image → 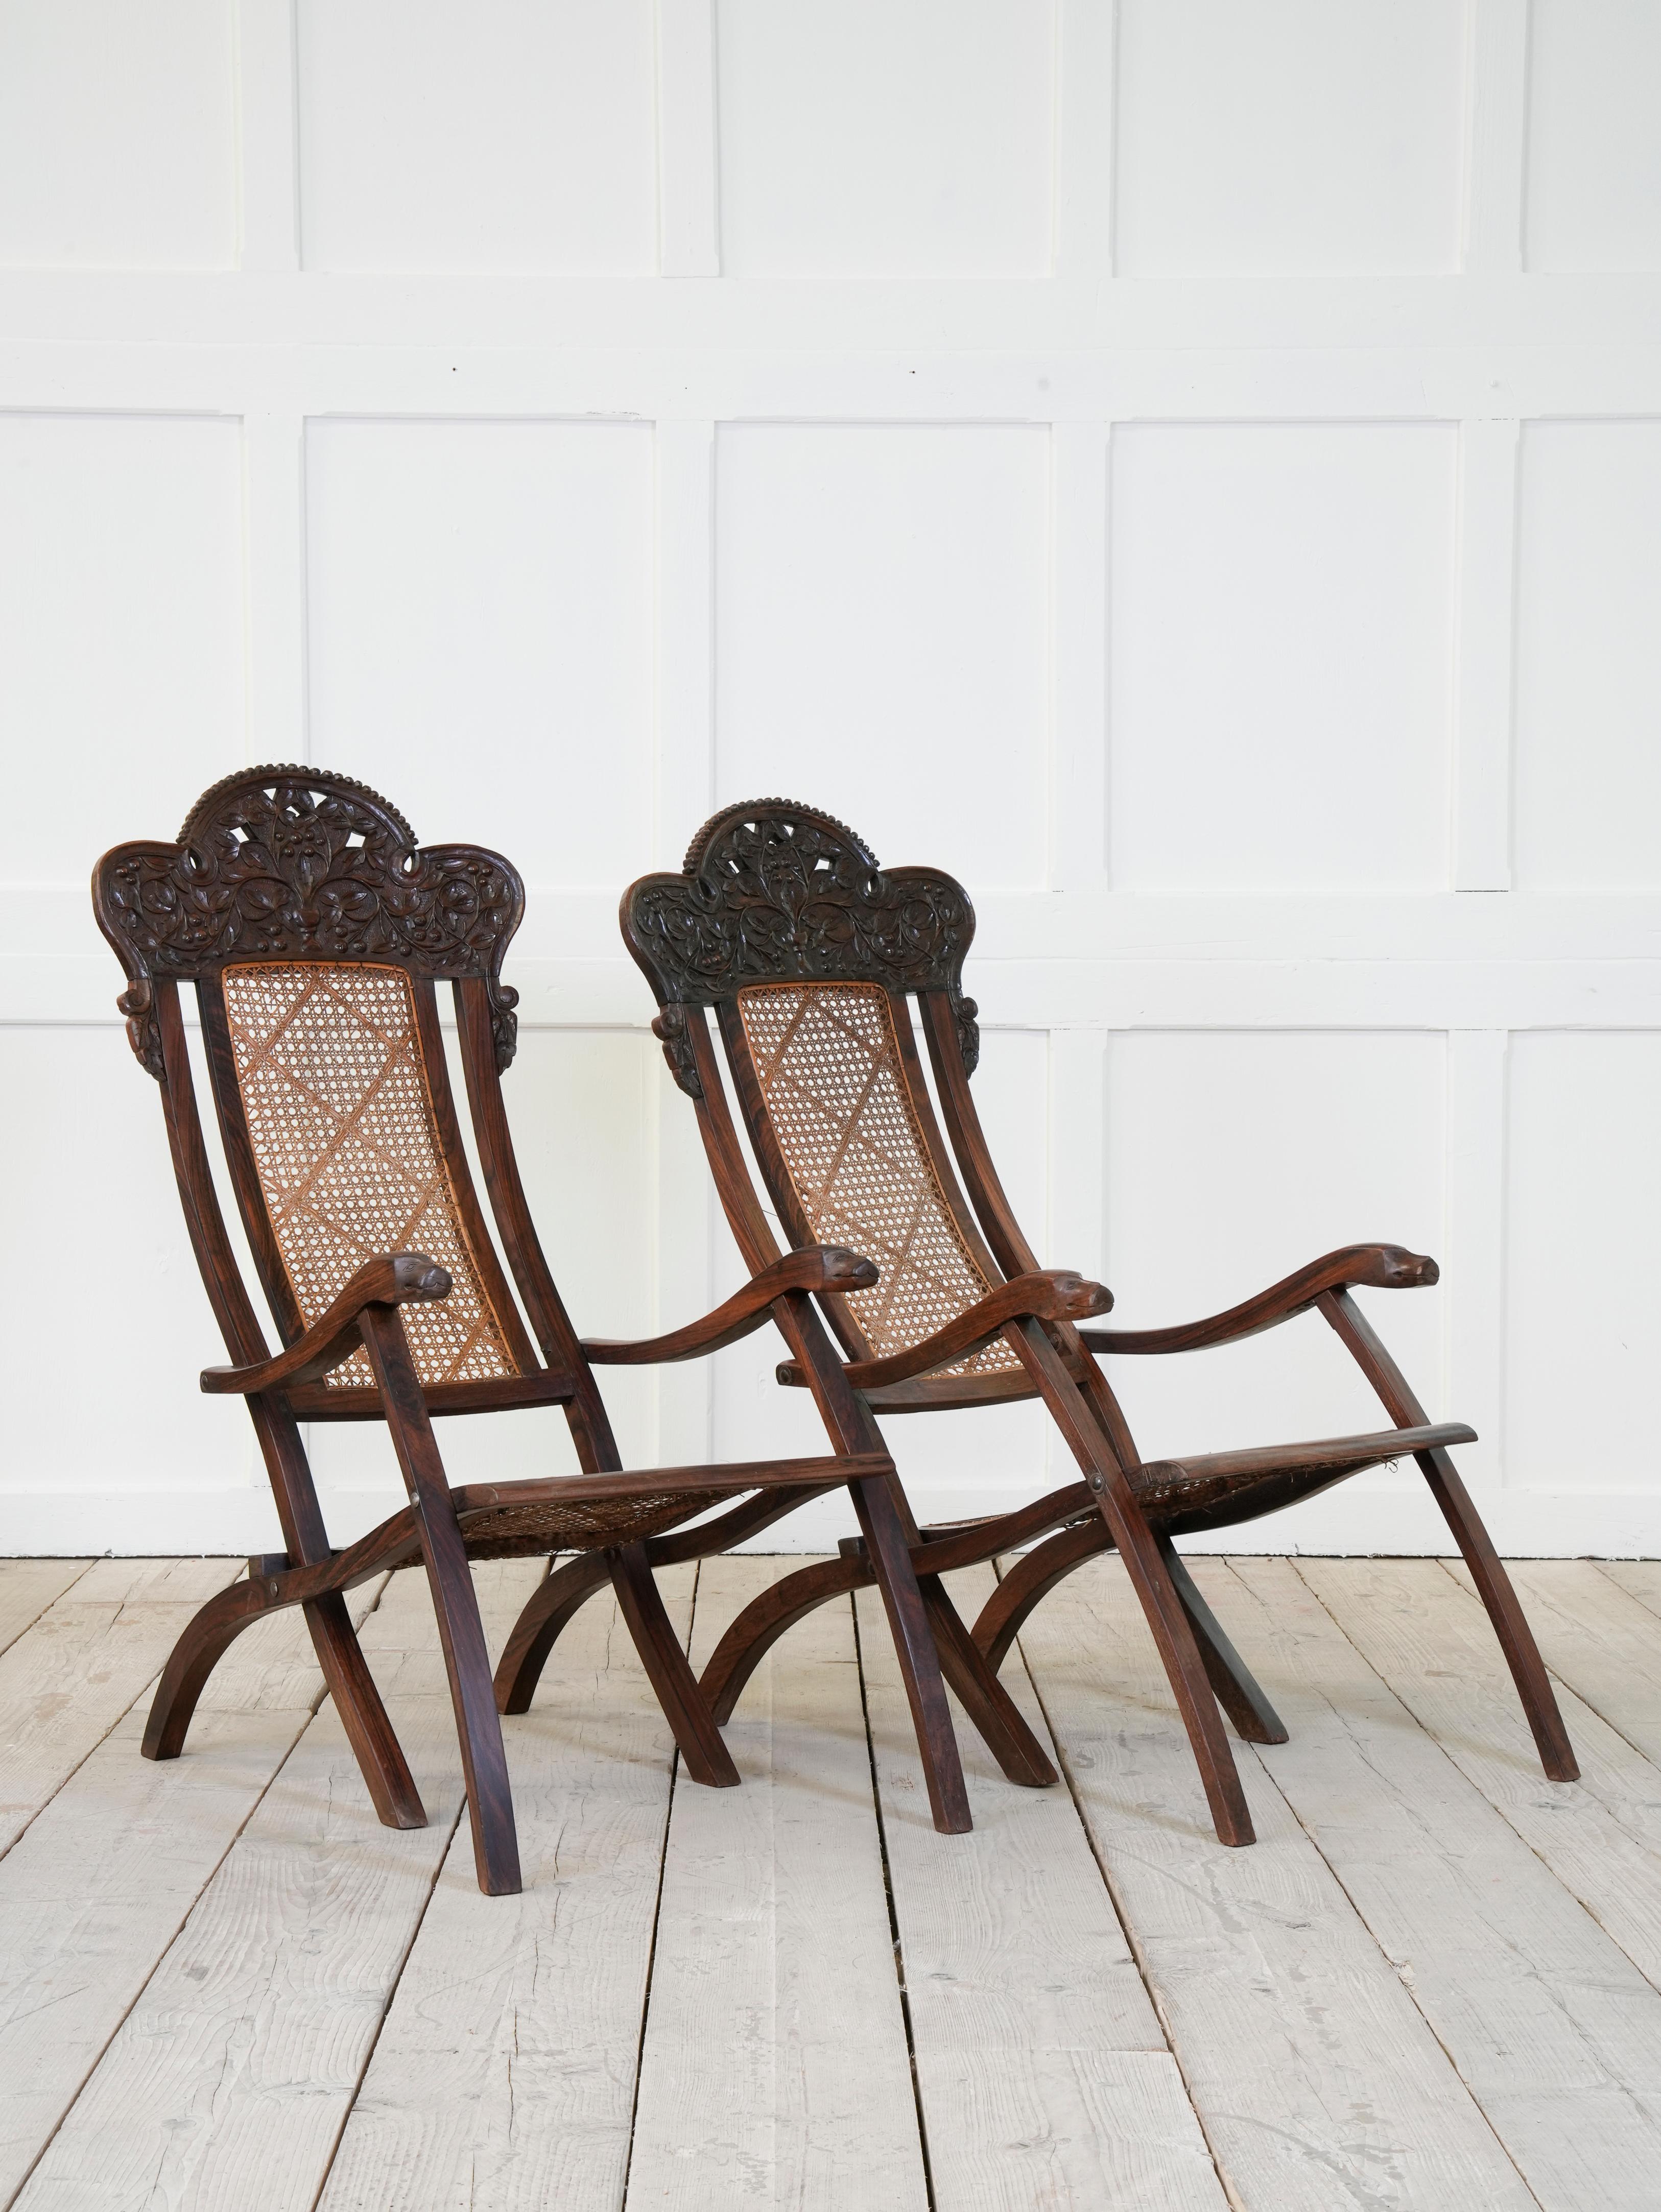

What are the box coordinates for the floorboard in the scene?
[625,1556,928,2212]
[1223,1556,1661,2210]
[1597,1561,1661,1627]
[0,1562,92,1663]
[4,1552,1661,2212]
[1463,1560,1661,1771]
[1010,1552,1537,2211]
[320,1560,696,2212]
[0,1557,239,1859]
[0,1578,390,2207]
[859,1565,1225,2212]
[1301,1557,1661,1999]
[13,1562,538,2212]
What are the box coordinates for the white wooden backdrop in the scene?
[3,0,1659,1556]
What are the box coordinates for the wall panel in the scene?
[0,0,234,268]
[0,1029,254,1503]
[1506,1032,1661,1497]
[716,0,1053,275]
[1526,0,1661,273]
[715,424,1051,889]
[1,414,244,879]
[1101,1030,1447,1465]
[1513,421,1661,891]
[305,418,654,887]
[1114,0,1464,274]
[1108,423,1456,892]
[297,0,655,271]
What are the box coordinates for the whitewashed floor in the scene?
[3,1552,1661,2210]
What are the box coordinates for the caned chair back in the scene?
[732,979,1017,1377]
[93,766,552,1391]
[623,800,1031,1379]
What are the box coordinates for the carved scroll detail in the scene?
[652,1005,704,1099]
[92,765,524,1077]
[624,798,980,1085]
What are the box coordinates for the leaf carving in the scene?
[624,799,980,1094]
[92,765,523,1076]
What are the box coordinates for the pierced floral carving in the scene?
[92,766,523,1077]
[624,800,980,1096]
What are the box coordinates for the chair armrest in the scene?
[582,1246,879,1367]
[1079,1243,1436,1358]
[825,1270,1112,1393]
[201,1254,452,1395]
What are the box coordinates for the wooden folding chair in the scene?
[92,766,912,1895]
[619,799,1578,1846]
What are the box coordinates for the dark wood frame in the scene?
[93,767,921,1894]
[611,799,1578,1845]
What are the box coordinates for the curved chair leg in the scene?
[1157,1536,1288,1746]
[1418,1446,1579,1780]
[970,1516,1286,1748]
[1320,1287,1578,1783]
[144,1574,427,1830]
[609,1543,739,1788]
[494,1550,613,1715]
[700,1554,871,1724]
[972,1518,1111,1674]
[918,1577,1057,1787]
[143,1578,266,1761]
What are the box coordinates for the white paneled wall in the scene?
[1,0,1658,1554]
[1107,423,1456,891]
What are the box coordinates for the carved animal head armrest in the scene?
[620,797,980,1097]
[91,763,524,1078]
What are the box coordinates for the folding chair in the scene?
[619,799,1577,1844]
[94,766,912,1892]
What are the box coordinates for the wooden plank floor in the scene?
[3,1553,1661,2209]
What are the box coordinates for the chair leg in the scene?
[303,1592,428,1829]
[494,1550,613,1715]
[1015,1328,1256,1846]
[143,1578,266,1762]
[1418,1446,1579,1781]
[1156,1535,1288,1746]
[971,1517,1112,1674]
[416,1519,522,1892]
[608,1543,740,1788]
[1106,1500,1257,1845]
[699,1553,872,1725]
[1318,1287,1578,1784]
[852,1473,973,1835]
[361,1308,521,1895]
[143,1576,428,1832]
[918,1576,1058,1787]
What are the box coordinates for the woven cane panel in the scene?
[221,962,517,1390]
[737,982,1020,1377]
[448,1486,737,1561]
